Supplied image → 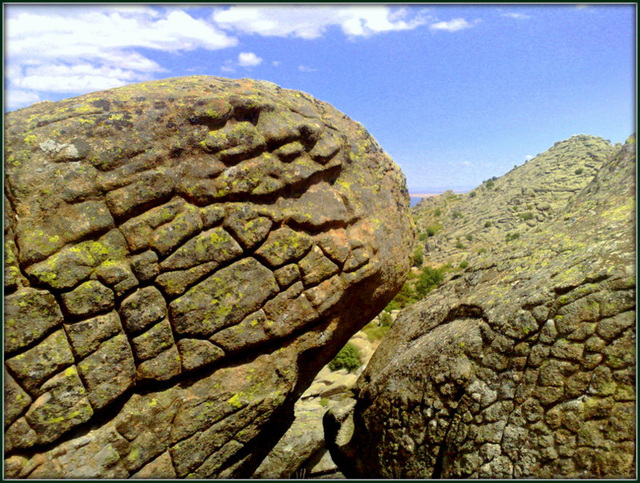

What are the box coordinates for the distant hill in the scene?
[412,134,619,267]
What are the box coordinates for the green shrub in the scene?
[466,234,473,241]
[485,179,495,189]
[455,241,465,249]
[413,246,424,267]
[575,168,584,175]
[385,283,416,311]
[415,266,445,298]
[459,260,469,269]
[478,248,487,254]
[363,324,390,342]
[506,232,521,242]
[385,266,446,310]
[418,232,429,242]
[434,208,442,217]
[518,211,534,221]
[379,311,393,327]
[452,211,462,219]
[328,343,361,372]
[426,224,442,237]
[484,221,493,228]
[469,191,476,198]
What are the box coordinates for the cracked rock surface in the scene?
[327,136,636,479]
[3,76,413,478]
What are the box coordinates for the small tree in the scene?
[415,266,444,298]
[329,343,361,372]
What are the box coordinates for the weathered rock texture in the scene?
[3,76,413,478]
[413,135,617,267]
[328,135,636,478]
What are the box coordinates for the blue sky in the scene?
[4,4,636,191]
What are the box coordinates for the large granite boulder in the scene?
[3,76,413,478]
[327,136,636,478]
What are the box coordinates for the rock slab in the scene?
[3,76,414,478]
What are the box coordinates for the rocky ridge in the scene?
[3,76,413,478]
[413,135,617,267]
[327,135,636,478]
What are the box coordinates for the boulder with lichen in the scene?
[3,76,413,478]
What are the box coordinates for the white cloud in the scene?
[298,65,317,73]
[238,52,263,67]
[430,18,474,32]
[5,90,43,111]
[525,155,534,161]
[212,6,428,39]
[501,12,531,20]
[272,61,281,67]
[221,52,264,73]
[5,5,238,109]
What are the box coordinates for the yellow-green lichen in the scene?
[127,446,140,463]
[227,393,243,408]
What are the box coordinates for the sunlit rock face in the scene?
[327,136,636,479]
[3,76,414,478]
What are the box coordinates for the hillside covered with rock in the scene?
[327,135,636,478]
[413,134,618,268]
[3,76,414,478]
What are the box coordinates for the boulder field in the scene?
[3,76,414,478]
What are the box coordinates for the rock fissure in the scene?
[431,388,466,479]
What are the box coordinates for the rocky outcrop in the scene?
[3,76,413,478]
[413,135,617,267]
[327,136,636,478]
